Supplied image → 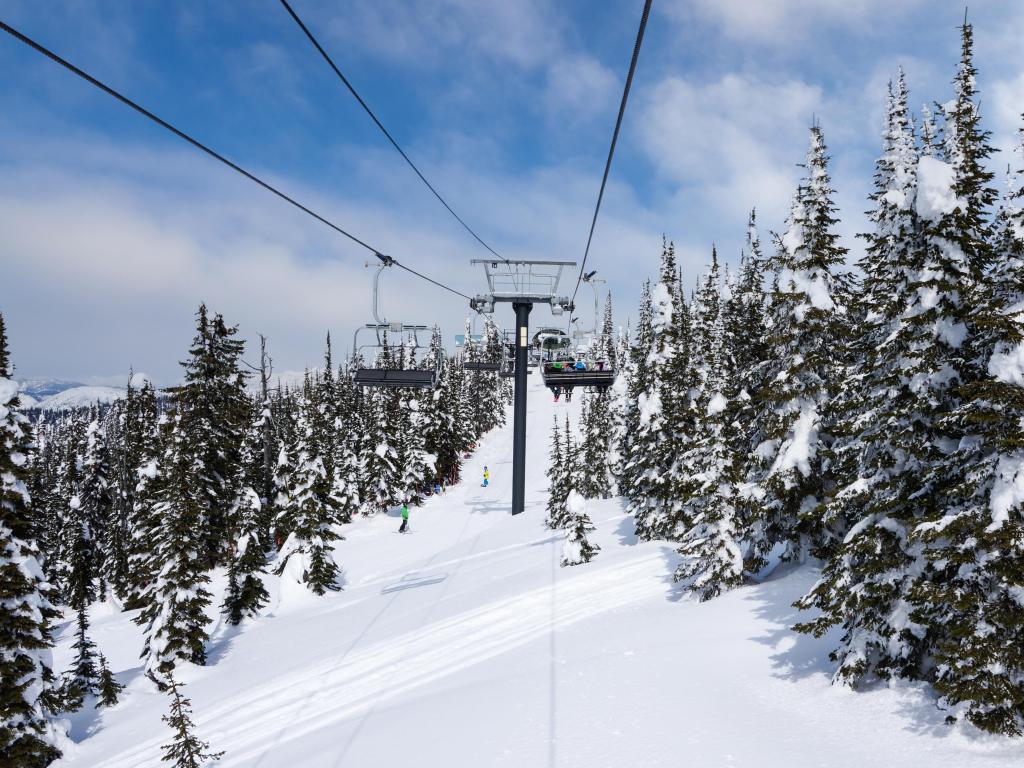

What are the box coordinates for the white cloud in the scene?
[321,0,564,70]
[666,0,926,43]
[636,73,822,253]
[991,72,1024,156]
[544,55,620,122]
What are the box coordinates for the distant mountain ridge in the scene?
[17,377,86,400]
[14,377,157,412]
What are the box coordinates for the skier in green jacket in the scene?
[399,502,409,534]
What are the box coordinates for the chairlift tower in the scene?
[471,260,575,515]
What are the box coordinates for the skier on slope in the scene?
[482,466,490,488]
[399,502,409,533]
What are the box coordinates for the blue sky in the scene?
[1,0,1023,384]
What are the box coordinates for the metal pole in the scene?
[511,301,532,515]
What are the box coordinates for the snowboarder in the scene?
[398,502,409,533]
[552,385,562,403]
[482,466,490,487]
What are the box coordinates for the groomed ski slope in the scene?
[53,376,1024,768]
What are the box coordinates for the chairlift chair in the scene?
[353,255,441,389]
[540,359,615,391]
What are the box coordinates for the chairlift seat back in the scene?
[354,368,437,389]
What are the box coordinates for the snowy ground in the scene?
[52,376,1024,767]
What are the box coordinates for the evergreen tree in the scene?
[794,71,930,684]
[275,409,343,595]
[125,380,161,610]
[63,492,97,612]
[0,313,64,766]
[910,23,1018,734]
[65,604,99,707]
[577,389,613,500]
[599,292,616,368]
[138,413,214,680]
[674,251,747,600]
[167,305,248,569]
[626,242,683,540]
[159,673,224,768]
[752,126,850,563]
[545,417,568,530]
[77,415,112,600]
[423,329,463,487]
[222,486,269,624]
[561,490,599,567]
[727,213,772,572]
[96,653,123,708]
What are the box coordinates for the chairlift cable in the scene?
[570,0,652,307]
[0,19,471,303]
[279,0,510,268]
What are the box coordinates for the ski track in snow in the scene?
[91,557,664,767]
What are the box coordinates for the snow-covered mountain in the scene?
[51,376,1024,768]
[17,377,86,400]
[35,385,125,411]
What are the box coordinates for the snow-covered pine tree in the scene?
[909,22,1019,734]
[561,490,599,567]
[125,379,161,610]
[0,312,65,766]
[545,417,568,530]
[275,406,343,595]
[64,603,99,707]
[726,212,773,572]
[49,421,84,599]
[105,375,143,601]
[138,412,214,680]
[167,305,249,569]
[599,292,616,369]
[96,653,123,708]
[360,336,401,515]
[423,328,461,487]
[794,71,930,685]
[607,320,634,493]
[577,387,613,500]
[674,250,747,600]
[396,393,434,503]
[159,672,224,768]
[918,112,1024,735]
[26,422,61,578]
[77,414,112,600]
[753,126,850,563]
[626,241,683,540]
[222,486,269,624]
